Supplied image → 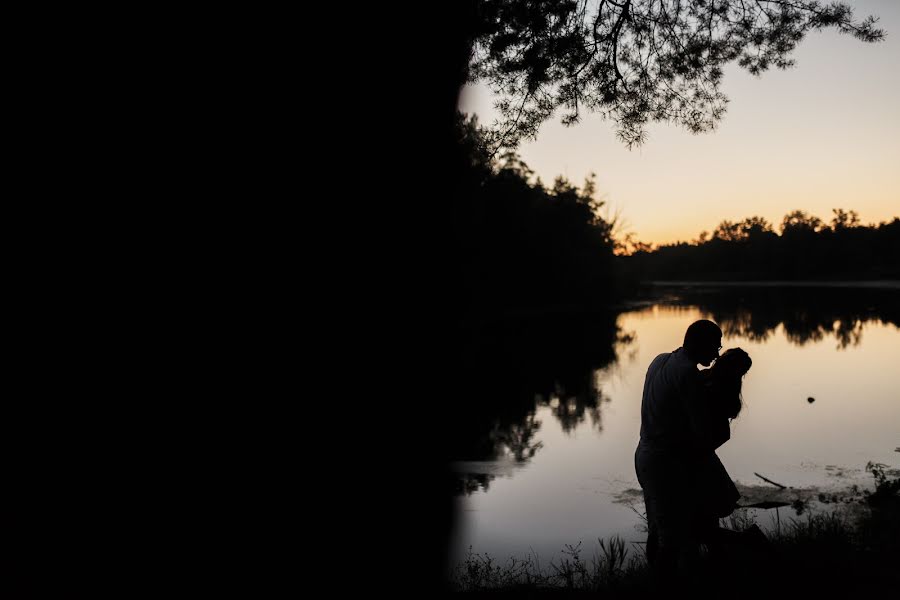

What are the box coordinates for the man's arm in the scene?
[677,368,720,453]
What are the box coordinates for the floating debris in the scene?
[754,472,788,489]
[739,501,791,510]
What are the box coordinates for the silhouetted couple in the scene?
[635,319,763,585]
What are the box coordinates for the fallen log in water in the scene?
[754,472,788,489]
[738,501,791,509]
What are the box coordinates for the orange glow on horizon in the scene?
[460,0,900,249]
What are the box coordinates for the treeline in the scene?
[621,210,900,281]
[452,114,620,319]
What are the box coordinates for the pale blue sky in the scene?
[459,0,900,245]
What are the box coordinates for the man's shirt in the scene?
[638,347,714,454]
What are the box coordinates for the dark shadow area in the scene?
[449,311,633,495]
[633,284,900,349]
[453,464,900,597]
[452,114,622,319]
[337,2,896,594]
[444,94,632,497]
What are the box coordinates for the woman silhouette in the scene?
[692,347,760,553]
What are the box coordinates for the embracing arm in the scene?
[678,371,724,453]
[708,414,731,450]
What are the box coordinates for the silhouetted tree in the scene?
[781,209,825,235]
[831,208,861,230]
[470,1,884,151]
[448,110,634,494]
[621,210,900,281]
[453,112,620,318]
[712,220,743,242]
[740,216,775,239]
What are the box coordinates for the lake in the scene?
[449,283,900,568]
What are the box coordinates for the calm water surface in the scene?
[450,286,900,567]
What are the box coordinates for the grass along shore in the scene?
[450,464,899,596]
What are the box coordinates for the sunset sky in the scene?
[458,0,900,246]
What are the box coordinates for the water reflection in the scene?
[643,285,899,349]
[451,312,633,494]
[452,285,900,568]
[452,285,899,496]
[543,386,613,434]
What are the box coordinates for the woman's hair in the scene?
[710,347,752,419]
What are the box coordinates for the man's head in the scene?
[683,319,722,367]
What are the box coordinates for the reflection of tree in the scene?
[656,286,899,350]
[539,383,613,435]
[833,319,864,350]
[491,412,544,462]
[451,311,632,494]
[780,303,831,346]
[715,308,776,344]
[783,324,826,347]
[456,473,493,496]
[616,328,639,365]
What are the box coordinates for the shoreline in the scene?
[644,280,900,289]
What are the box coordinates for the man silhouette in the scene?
[634,319,723,582]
